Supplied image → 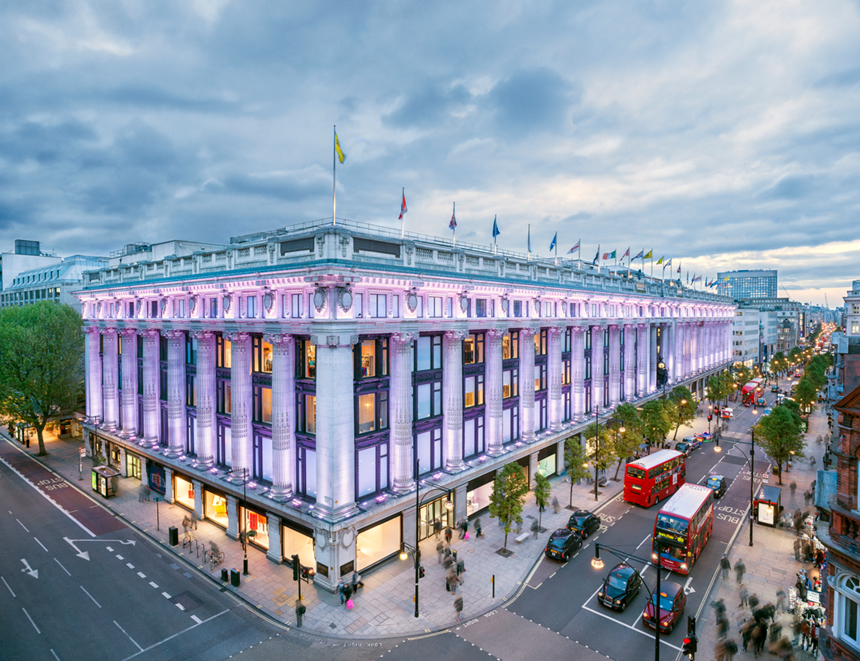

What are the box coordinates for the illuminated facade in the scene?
[77,219,735,590]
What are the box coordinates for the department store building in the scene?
[77,219,735,591]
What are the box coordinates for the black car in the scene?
[544,528,582,562]
[598,562,642,611]
[706,474,727,498]
[567,510,601,538]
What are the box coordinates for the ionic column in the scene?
[226,494,239,540]
[390,333,415,492]
[443,330,467,470]
[267,333,295,499]
[194,331,216,469]
[624,324,636,400]
[572,326,586,421]
[674,321,684,383]
[314,336,357,516]
[682,323,691,378]
[591,326,604,410]
[164,466,174,503]
[665,322,675,385]
[164,330,187,458]
[518,328,536,442]
[101,328,119,430]
[266,513,284,564]
[637,324,649,396]
[608,325,621,408]
[120,329,138,438]
[228,332,253,479]
[485,329,505,455]
[85,327,103,424]
[548,327,563,431]
[696,323,704,373]
[649,324,658,392]
[140,329,160,448]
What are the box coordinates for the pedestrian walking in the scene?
[732,605,746,632]
[190,509,199,530]
[443,554,453,571]
[811,619,820,654]
[789,481,797,500]
[138,484,147,502]
[739,584,749,608]
[457,518,466,540]
[734,559,746,585]
[454,594,464,621]
[531,518,540,539]
[724,637,738,660]
[436,540,445,564]
[720,554,731,580]
[456,559,465,584]
[776,589,786,613]
[434,518,443,540]
[337,578,346,605]
[352,572,363,592]
[343,582,354,607]
[461,517,469,540]
[714,639,726,661]
[446,569,459,594]
[804,490,813,506]
[182,515,191,533]
[444,526,453,544]
[474,517,483,538]
[794,538,802,561]
[800,618,811,650]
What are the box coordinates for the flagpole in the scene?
[332,125,337,226]
[494,214,498,254]
[452,201,456,248]
[400,187,405,238]
[578,238,581,271]
[554,236,558,266]
[527,224,531,262]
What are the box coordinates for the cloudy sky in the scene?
[2,1,859,306]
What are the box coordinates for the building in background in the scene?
[732,308,761,367]
[77,219,735,592]
[717,269,778,299]
[1,254,108,312]
[829,280,860,402]
[0,239,62,295]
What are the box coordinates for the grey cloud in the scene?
[759,175,817,201]
[219,173,329,203]
[485,68,577,136]
[383,83,472,128]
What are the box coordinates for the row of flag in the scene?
[333,129,732,289]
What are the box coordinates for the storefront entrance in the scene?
[126,453,141,480]
[418,497,453,542]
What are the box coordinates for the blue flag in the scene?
[592,245,600,265]
[492,216,500,239]
[527,226,531,254]
[549,232,557,252]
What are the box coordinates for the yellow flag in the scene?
[657,256,663,265]
[644,250,652,259]
[335,132,346,164]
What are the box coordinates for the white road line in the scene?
[176,603,186,611]
[54,558,71,577]
[50,649,60,661]
[149,582,158,588]
[22,607,41,633]
[0,454,96,537]
[120,609,229,661]
[162,591,172,599]
[636,533,652,550]
[137,572,146,579]
[126,563,135,569]
[106,547,114,552]
[34,538,48,552]
[191,615,202,624]
[17,519,30,533]
[80,585,102,608]
[2,576,17,596]
[581,605,682,651]
[114,620,143,652]
[116,555,124,560]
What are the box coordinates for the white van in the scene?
[721,407,733,419]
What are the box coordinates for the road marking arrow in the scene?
[20,559,38,578]
[64,537,135,561]
[64,537,90,560]
[684,576,695,595]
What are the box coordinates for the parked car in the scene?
[706,474,727,498]
[756,397,767,406]
[674,442,693,457]
[567,510,601,539]
[771,385,779,393]
[598,562,643,612]
[544,528,582,562]
[721,408,733,419]
[682,436,702,451]
[643,581,686,633]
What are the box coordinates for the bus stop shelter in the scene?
[754,485,782,526]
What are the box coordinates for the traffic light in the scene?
[419,565,425,579]
[682,636,697,660]
[708,414,712,422]
[292,554,300,581]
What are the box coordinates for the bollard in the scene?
[492,574,495,598]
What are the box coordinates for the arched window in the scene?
[835,572,860,651]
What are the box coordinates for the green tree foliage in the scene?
[794,378,817,412]
[707,373,732,406]
[611,403,645,479]
[0,303,84,456]
[640,400,671,447]
[754,406,805,485]
[489,462,530,550]
[770,352,787,388]
[533,472,551,531]
[666,386,697,440]
[585,420,616,472]
[734,365,753,389]
[564,436,591,506]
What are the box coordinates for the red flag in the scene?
[398,191,408,220]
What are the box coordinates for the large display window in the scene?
[204,489,229,528]
[356,515,401,572]
[175,475,195,510]
[240,507,269,550]
[283,524,315,570]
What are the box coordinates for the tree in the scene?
[734,365,753,389]
[533,472,551,532]
[584,420,615,474]
[666,386,697,440]
[489,462,530,551]
[794,379,817,413]
[0,303,84,456]
[754,406,805,485]
[564,437,591,506]
[640,399,671,447]
[770,352,787,388]
[611,403,645,480]
[707,373,731,408]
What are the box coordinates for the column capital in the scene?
[485,328,505,338]
[571,324,587,335]
[444,330,468,342]
[518,327,537,339]
[163,329,186,340]
[263,332,293,346]
[99,326,118,335]
[310,333,359,347]
[548,326,564,336]
[225,331,250,343]
[191,330,216,341]
[391,332,417,344]
[84,325,101,335]
[138,327,161,338]
[119,327,138,337]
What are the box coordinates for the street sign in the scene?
[79,447,86,458]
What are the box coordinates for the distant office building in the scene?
[717,269,778,300]
[732,308,761,366]
[1,255,109,312]
[829,280,860,402]
[0,240,62,293]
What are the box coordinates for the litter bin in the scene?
[221,568,229,582]
[230,568,241,588]
[168,526,179,546]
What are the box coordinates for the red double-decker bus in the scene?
[652,483,714,574]
[623,450,686,507]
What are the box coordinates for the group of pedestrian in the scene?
[430,517,476,621]
[337,572,364,609]
[710,597,739,660]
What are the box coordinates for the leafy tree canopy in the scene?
[755,406,805,485]
[640,399,671,444]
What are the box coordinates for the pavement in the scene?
[1,411,721,642]
[694,402,828,661]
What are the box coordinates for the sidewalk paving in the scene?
[2,413,716,640]
[695,404,828,661]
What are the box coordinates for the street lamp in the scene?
[408,458,454,618]
[714,423,758,547]
[224,467,250,575]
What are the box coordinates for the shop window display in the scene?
[356,516,401,572]
[175,475,195,510]
[241,508,269,550]
[204,491,229,528]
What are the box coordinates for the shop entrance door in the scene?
[418,497,454,542]
[127,454,141,480]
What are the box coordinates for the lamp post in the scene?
[406,458,454,618]
[592,542,664,660]
[714,405,758,547]
[591,407,601,501]
[225,467,249,575]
